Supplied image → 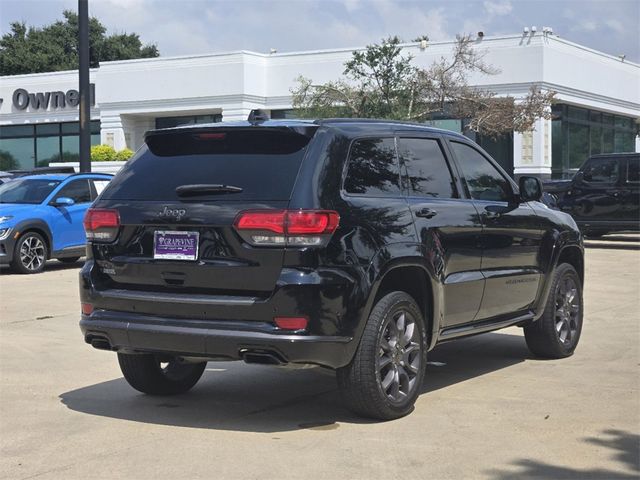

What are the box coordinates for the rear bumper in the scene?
[80,310,353,369]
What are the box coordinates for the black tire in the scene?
[58,256,81,264]
[337,291,427,420]
[117,353,206,395]
[524,263,583,358]
[10,231,48,274]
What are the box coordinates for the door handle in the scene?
[415,208,437,219]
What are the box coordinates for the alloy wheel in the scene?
[377,309,422,404]
[554,276,580,346]
[20,235,46,272]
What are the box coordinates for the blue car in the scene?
[0,173,112,273]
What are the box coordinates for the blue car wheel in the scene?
[11,231,48,274]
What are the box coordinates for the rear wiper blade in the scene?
[176,184,243,196]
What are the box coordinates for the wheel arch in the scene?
[360,252,440,352]
[13,220,53,259]
[557,244,584,285]
[373,265,435,345]
[532,235,584,321]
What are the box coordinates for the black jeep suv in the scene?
[544,153,640,237]
[80,119,584,420]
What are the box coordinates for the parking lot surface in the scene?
[1,238,639,479]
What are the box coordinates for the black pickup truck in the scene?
[543,153,640,237]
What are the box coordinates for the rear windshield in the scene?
[100,128,316,201]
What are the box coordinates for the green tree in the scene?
[0,10,158,75]
[292,35,555,138]
[0,150,19,170]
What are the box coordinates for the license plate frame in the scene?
[153,230,199,261]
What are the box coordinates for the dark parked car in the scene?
[80,118,584,419]
[544,153,639,237]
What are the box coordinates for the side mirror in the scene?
[54,197,75,207]
[574,171,585,183]
[518,176,543,202]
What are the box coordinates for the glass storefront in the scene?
[0,121,100,170]
[155,114,222,129]
[551,105,637,178]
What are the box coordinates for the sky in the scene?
[1,0,639,62]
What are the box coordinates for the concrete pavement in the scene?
[0,239,638,479]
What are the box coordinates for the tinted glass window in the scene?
[61,123,79,134]
[344,138,400,196]
[0,125,33,138]
[398,138,457,198]
[0,179,61,204]
[583,158,619,183]
[101,129,316,201]
[626,158,639,183]
[56,179,92,203]
[450,141,511,202]
[36,124,60,136]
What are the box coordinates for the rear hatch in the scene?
[90,125,318,300]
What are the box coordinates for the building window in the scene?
[155,114,222,129]
[551,105,637,178]
[0,121,100,170]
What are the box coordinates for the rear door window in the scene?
[398,137,457,198]
[343,138,401,196]
[56,179,92,204]
[100,128,316,202]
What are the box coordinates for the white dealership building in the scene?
[0,31,638,178]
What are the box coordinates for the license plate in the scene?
[153,231,199,261]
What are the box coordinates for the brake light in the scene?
[194,133,226,140]
[83,208,120,242]
[287,211,339,234]
[235,210,286,234]
[234,210,339,247]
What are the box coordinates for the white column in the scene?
[635,135,640,153]
[513,115,553,178]
[99,111,127,151]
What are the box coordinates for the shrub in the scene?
[114,148,134,161]
[91,144,116,162]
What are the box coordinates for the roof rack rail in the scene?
[67,171,113,178]
[248,109,270,124]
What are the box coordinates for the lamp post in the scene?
[78,0,91,172]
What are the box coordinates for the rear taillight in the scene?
[83,208,120,242]
[234,210,339,247]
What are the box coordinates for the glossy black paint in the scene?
[80,119,584,368]
[546,153,640,234]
